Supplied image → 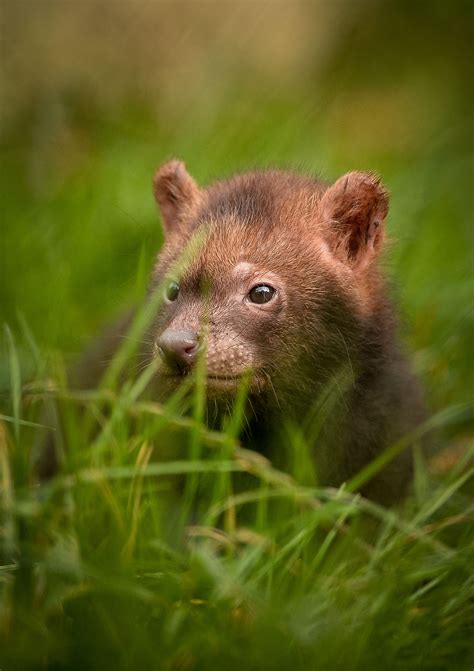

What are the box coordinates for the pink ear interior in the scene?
[320,171,389,268]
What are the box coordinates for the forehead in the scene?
[189,173,320,270]
[185,215,300,283]
[204,173,276,224]
[159,171,327,283]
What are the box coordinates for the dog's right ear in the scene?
[153,160,202,235]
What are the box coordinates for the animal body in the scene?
[146,161,425,504]
[37,161,426,504]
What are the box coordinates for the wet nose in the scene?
[157,329,199,370]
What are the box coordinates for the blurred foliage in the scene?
[1,0,472,409]
[0,2,473,669]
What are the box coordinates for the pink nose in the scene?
[157,329,199,370]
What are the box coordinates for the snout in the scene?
[157,329,199,371]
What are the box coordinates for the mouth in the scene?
[206,374,249,390]
[161,370,259,391]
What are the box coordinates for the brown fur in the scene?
[36,161,425,504]
[147,162,426,504]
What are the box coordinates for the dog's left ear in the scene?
[320,171,389,269]
[153,160,202,236]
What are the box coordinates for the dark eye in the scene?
[248,284,276,305]
[165,281,180,302]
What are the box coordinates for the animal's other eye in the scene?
[165,281,180,302]
[248,284,276,305]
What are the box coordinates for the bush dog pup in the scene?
[38,161,425,504]
[148,161,425,503]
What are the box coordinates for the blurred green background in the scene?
[1,5,473,670]
[1,0,472,409]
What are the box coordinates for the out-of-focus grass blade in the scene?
[101,228,206,390]
[91,358,160,462]
[0,413,55,430]
[205,370,252,530]
[42,459,245,495]
[413,442,430,504]
[182,317,208,516]
[4,325,21,442]
[303,365,353,444]
[445,440,474,482]
[0,421,17,557]
[347,403,474,495]
[16,310,42,374]
[99,283,164,390]
[413,466,474,525]
[133,240,152,301]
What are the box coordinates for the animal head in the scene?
[149,160,389,406]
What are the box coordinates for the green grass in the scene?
[1,48,473,671]
[0,336,473,670]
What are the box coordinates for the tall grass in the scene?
[1,242,473,669]
[1,23,473,664]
